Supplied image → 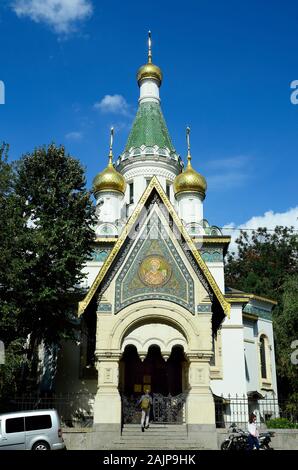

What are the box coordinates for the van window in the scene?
[6,417,25,433]
[25,415,52,431]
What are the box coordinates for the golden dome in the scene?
[137,31,162,86]
[173,127,207,198]
[93,128,126,195]
[93,161,126,194]
[137,62,163,85]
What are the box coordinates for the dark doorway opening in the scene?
[120,344,184,396]
[120,344,187,424]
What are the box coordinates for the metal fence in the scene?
[1,393,297,430]
[121,393,187,424]
[1,393,95,428]
[214,394,298,428]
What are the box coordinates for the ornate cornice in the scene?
[122,165,177,181]
[226,293,277,306]
[193,237,231,244]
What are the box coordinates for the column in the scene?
[92,353,122,449]
[185,353,218,449]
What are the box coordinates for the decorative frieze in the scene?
[200,249,223,263]
[97,303,112,313]
[243,304,272,321]
[197,304,212,313]
[91,248,111,262]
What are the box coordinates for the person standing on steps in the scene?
[138,388,152,432]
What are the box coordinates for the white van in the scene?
[0,409,66,450]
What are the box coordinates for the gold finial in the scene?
[148,30,152,63]
[108,127,114,165]
[186,126,192,166]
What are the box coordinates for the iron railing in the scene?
[214,394,298,428]
[2,393,297,430]
[121,393,187,425]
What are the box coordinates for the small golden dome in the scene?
[137,62,163,85]
[173,127,207,198]
[93,128,126,195]
[137,31,162,86]
[93,162,126,195]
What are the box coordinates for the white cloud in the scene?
[205,155,252,190]
[223,206,298,254]
[94,94,131,116]
[65,131,83,140]
[11,0,93,34]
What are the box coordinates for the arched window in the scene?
[260,336,267,379]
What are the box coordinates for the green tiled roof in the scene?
[125,102,175,152]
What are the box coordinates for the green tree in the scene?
[225,226,298,397]
[0,143,28,398]
[0,143,95,395]
[274,274,298,396]
[15,144,95,351]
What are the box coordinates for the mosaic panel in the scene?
[115,213,195,313]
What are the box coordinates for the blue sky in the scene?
[0,0,298,235]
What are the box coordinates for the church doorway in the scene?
[120,344,187,423]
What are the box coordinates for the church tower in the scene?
[115,31,183,217]
[93,32,209,236]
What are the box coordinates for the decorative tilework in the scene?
[91,249,111,262]
[243,304,272,321]
[125,102,175,153]
[200,249,223,263]
[197,304,212,313]
[97,303,112,313]
[114,212,195,314]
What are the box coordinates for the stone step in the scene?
[111,443,204,450]
[122,424,186,428]
[122,427,187,436]
[121,435,188,440]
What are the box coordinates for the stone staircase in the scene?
[111,424,205,450]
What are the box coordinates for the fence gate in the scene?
[122,393,187,424]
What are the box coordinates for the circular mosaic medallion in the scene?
[138,255,172,287]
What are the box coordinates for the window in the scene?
[6,417,24,433]
[25,415,52,431]
[129,183,134,204]
[260,336,267,379]
[166,183,171,198]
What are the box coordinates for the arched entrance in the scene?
[120,344,187,424]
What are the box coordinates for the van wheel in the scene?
[32,441,50,450]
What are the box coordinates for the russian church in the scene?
[55,34,278,449]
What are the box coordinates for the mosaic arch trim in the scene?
[78,176,230,317]
[114,212,195,314]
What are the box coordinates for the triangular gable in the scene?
[78,176,230,317]
[114,207,196,314]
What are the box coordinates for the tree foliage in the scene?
[0,143,95,395]
[0,143,28,396]
[225,226,298,397]
[14,144,95,346]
